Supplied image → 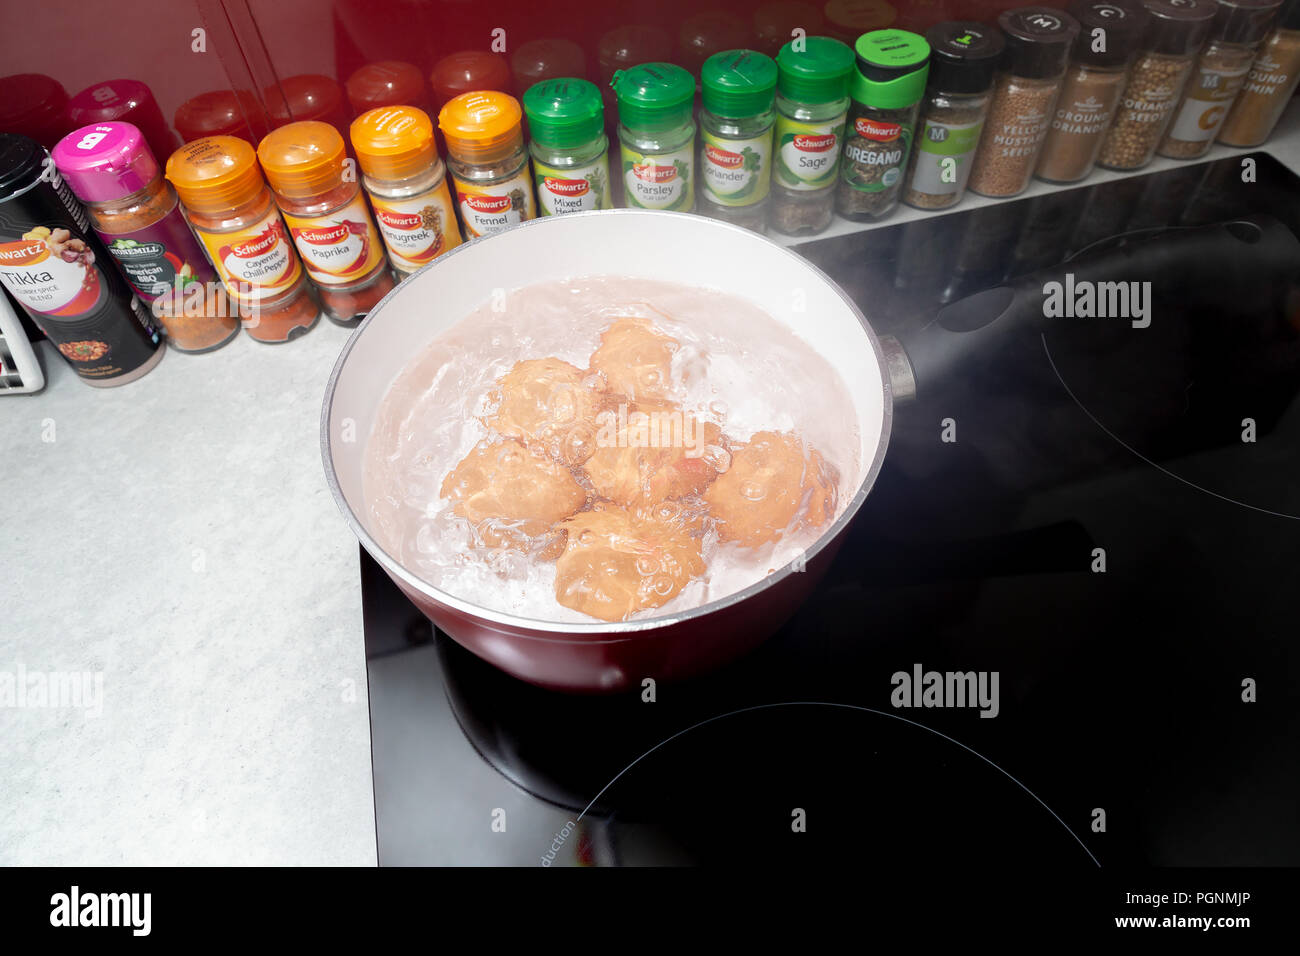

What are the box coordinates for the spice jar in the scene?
[769,36,855,236]
[430,52,513,113]
[678,12,752,76]
[173,89,267,145]
[611,63,698,212]
[903,21,1004,210]
[439,91,537,239]
[968,8,1081,197]
[0,74,70,149]
[166,136,319,344]
[512,39,589,89]
[1096,0,1217,169]
[351,106,461,280]
[0,133,164,386]
[836,29,931,222]
[755,2,827,56]
[1218,0,1300,145]
[523,78,613,215]
[53,122,238,353]
[1159,0,1284,157]
[697,50,779,231]
[258,121,393,325]
[1036,0,1147,182]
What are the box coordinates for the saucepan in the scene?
[321,209,1296,693]
[322,209,893,692]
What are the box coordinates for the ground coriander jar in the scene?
[1097,0,1217,169]
[836,29,931,222]
[968,8,1081,197]
[350,106,461,280]
[166,136,319,344]
[1158,0,1284,157]
[697,50,779,231]
[53,121,238,352]
[611,63,698,212]
[769,36,855,236]
[1036,0,1147,182]
[258,121,394,326]
[438,91,537,240]
[523,78,613,216]
[1218,0,1300,145]
[903,22,1004,210]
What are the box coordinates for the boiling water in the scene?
[363,276,861,624]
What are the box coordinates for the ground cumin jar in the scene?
[1218,0,1300,145]
[1035,0,1147,183]
[258,121,394,325]
[1158,0,1284,157]
[1096,0,1217,169]
[967,7,1081,198]
[166,136,319,344]
[53,122,238,352]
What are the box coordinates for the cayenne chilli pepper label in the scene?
[450,172,535,239]
[368,183,460,273]
[841,114,913,194]
[1165,64,1252,144]
[700,130,772,207]
[909,117,984,197]
[774,112,846,190]
[196,208,301,303]
[282,195,385,286]
[534,157,612,216]
[620,143,694,212]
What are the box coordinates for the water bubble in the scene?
[635,556,660,576]
[741,480,766,501]
[702,445,731,474]
[652,575,675,596]
[708,400,728,420]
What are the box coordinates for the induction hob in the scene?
[361,154,1300,867]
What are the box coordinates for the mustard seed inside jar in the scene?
[1096,0,1217,170]
[967,7,1081,198]
[1158,0,1284,159]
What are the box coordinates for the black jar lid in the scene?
[1282,0,1300,31]
[0,133,47,199]
[924,22,1006,94]
[1209,0,1285,44]
[1068,0,1149,66]
[1140,0,1218,55]
[997,7,1082,78]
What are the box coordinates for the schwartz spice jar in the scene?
[611,63,698,212]
[835,29,931,222]
[53,122,238,352]
[0,133,164,385]
[351,106,461,279]
[697,49,779,231]
[523,78,613,215]
[438,91,537,239]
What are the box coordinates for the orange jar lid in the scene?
[351,106,438,180]
[165,135,266,213]
[437,91,522,163]
[256,120,347,199]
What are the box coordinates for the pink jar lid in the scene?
[52,121,158,203]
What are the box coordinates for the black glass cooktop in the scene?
[361,154,1300,867]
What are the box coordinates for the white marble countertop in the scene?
[2,101,1297,867]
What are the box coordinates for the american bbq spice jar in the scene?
[1035,0,1148,182]
[166,136,319,344]
[257,121,394,326]
[1218,0,1300,145]
[903,22,1004,211]
[1096,0,1217,169]
[1158,0,1284,158]
[53,122,238,353]
[836,29,931,222]
[967,7,1081,198]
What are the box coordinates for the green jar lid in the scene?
[775,36,854,104]
[850,29,930,109]
[523,77,605,148]
[701,49,778,118]
[611,62,695,131]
